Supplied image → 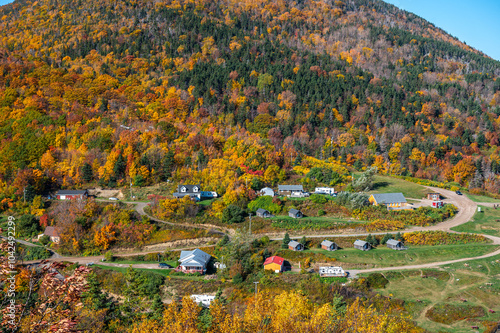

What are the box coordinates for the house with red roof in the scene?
[263,256,285,273]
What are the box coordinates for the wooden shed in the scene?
[321,240,338,251]
[288,240,304,251]
[256,208,271,218]
[354,240,371,251]
[386,239,407,250]
[288,208,303,219]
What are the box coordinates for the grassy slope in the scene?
[370,254,500,332]
[307,244,499,269]
[367,175,429,199]
[465,193,500,203]
[451,205,500,237]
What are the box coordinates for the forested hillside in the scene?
[1,0,500,210]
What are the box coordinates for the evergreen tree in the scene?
[381,233,392,245]
[282,232,291,249]
[82,162,93,182]
[161,150,175,181]
[150,294,164,322]
[113,154,126,179]
[82,272,116,311]
[395,232,403,241]
[300,236,307,249]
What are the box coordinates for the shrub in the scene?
[310,194,328,204]
[317,209,325,216]
[403,231,488,245]
[248,196,282,214]
[39,235,51,246]
[222,205,246,224]
[426,303,485,324]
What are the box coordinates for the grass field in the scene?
[451,205,500,237]
[308,244,499,269]
[465,193,500,203]
[369,253,500,332]
[109,259,178,266]
[94,264,204,280]
[365,174,429,199]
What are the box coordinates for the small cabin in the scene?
[386,239,407,250]
[321,240,338,251]
[354,240,371,251]
[256,208,271,218]
[315,187,336,195]
[289,208,303,219]
[427,193,441,201]
[288,240,304,251]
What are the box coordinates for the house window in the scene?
[181,187,186,192]
[193,187,199,192]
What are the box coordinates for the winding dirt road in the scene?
[23,186,500,275]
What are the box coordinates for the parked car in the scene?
[455,190,462,195]
[158,263,172,269]
[109,197,119,201]
[86,262,95,266]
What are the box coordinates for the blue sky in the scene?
[0,0,499,61]
[383,0,500,61]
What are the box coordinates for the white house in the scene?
[175,248,211,274]
[191,295,216,307]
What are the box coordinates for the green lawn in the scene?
[197,198,216,206]
[369,254,500,332]
[451,205,500,237]
[308,244,499,268]
[272,215,364,224]
[365,174,429,199]
[110,259,178,267]
[94,264,204,280]
[465,193,500,203]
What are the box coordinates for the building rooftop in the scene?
[278,185,303,191]
[264,256,284,266]
[371,193,407,204]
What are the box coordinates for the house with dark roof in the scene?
[173,185,202,200]
[386,239,407,250]
[288,208,303,219]
[175,248,211,274]
[368,193,411,210]
[321,240,338,251]
[256,208,271,218]
[38,226,61,244]
[55,190,88,200]
[173,185,218,201]
[264,256,285,272]
[354,240,371,251]
[288,240,303,251]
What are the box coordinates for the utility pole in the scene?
[249,213,252,235]
[130,181,133,200]
[253,281,259,295]
[23,187,26,203]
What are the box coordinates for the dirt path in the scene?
[25,186,500,274]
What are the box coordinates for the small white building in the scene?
[260,187,275,197]
[191,295,216,307]
[319,266,347,277]
[315,187,336,195]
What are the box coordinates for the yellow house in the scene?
[369,193,410,209]
[263,256,285,272]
